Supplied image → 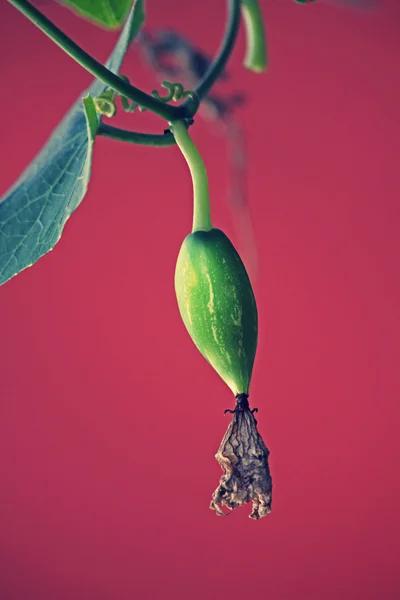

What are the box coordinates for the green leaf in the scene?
[58,0,134,29]
[0,2,144,286]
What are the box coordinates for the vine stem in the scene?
[171,121,212,233]
[182,0,241,116]
[241,0,267,72]
[98,123,176,147]
[7,0,181,121]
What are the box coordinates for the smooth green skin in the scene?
[175,229,258,396]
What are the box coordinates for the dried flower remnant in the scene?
[210,394,272,519]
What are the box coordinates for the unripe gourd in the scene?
[174,228,257,396]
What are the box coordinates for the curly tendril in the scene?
[152,81,193,103]
[93,88,118,118]
[119,75,145,113]
[152,81,200,116]
[93,75,146,117]
[93,78,198,119]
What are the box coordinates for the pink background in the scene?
[1,1,399,599]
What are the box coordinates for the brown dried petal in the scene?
[210,401,272,520]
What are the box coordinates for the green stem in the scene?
[8,0,180,121]
[98,123,176,147]
[181,0,241,117]
[241,0,267,72]
[171,121,212,233]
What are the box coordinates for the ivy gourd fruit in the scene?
[174,228,258,396]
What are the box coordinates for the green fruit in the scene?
[174,228,258,395]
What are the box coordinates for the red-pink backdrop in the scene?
[1,1,399,599]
